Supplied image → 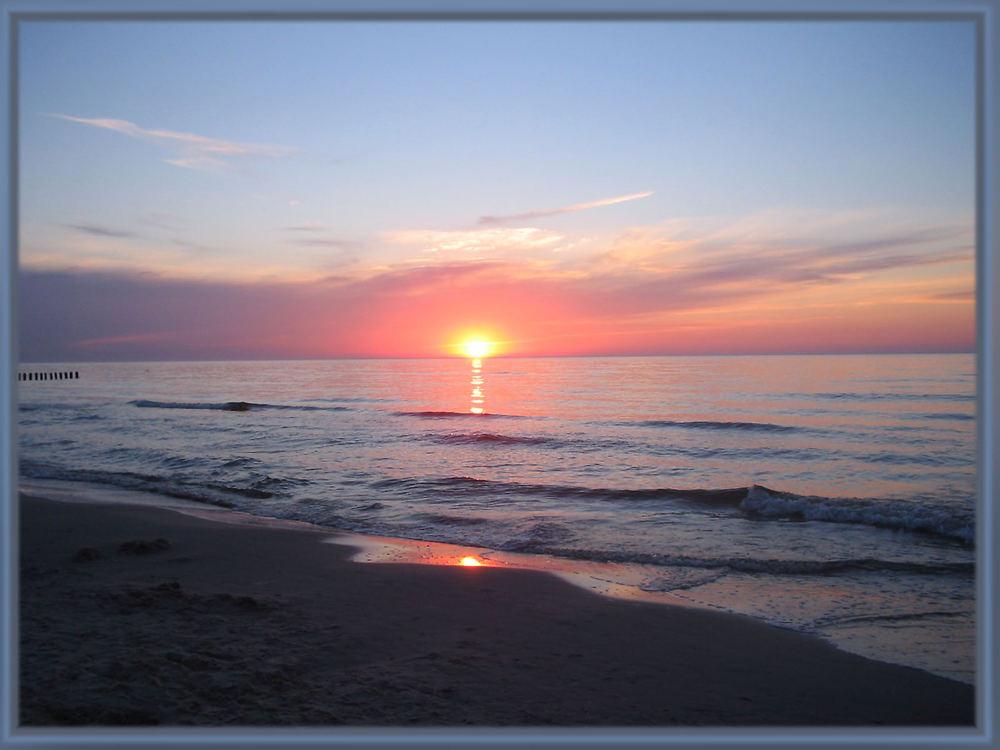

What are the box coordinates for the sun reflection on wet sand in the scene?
[323,533,704,608]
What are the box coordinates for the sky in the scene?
[17,19,976,361]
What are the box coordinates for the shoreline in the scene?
[17,490,975,728]
[20,478,976,686]
[15,479,751,613]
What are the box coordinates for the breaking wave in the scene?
[370,477,973,544]
[738,485,974,545]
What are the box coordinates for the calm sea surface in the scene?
[17,354,977,683]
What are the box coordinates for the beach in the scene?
[18,493,975,729]
[17,356,978,686]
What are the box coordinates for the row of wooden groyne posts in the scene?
[18,371,80,381]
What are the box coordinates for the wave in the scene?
[426,432,555,446]
[130,399,350,413]
[373,476,751,506]
[859,450,971,468]
[739,485,973,545]
[812,392,975,402]
[18,462,287,508]
[532,547,974,577]
[219,456,260,469]
[414,512,490,527]
[20,402,102,413]
[631,419,799,433]
[302,397,395,404]
[494,521,577,551]
[371,476,973,544]
[813,609,971,629]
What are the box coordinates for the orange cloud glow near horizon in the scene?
[17,214,976,362]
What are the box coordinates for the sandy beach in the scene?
[16,492,975,729]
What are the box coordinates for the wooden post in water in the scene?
[19,370,80,381]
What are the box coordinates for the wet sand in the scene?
[18,493,975,728]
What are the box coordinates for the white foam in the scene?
[739,485,973,545]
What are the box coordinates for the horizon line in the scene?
[16,349,976,366]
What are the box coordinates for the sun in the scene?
[462,340,492,358]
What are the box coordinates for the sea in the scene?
[16,353,977,684]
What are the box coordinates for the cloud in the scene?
[138,212,185,231]
[383,227,566,256]
[291,238,357,248]
[73,331,186,348]
[170,238,218,254]
[590,213,974,278]
[49,114,293,172]
[18,247,974,362]
[63,222,135,238]
[581,235,974,326]
[19,205,973,358]
[930,290,975,301]
[279,226,359,251]
[18,216,975,366]
[478,191,653,225]
[820,227,970,256]
[283,223,326,232]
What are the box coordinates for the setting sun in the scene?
[462,340,492,358]
[459,556,482,567]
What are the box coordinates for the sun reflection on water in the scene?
[470,357,485,414]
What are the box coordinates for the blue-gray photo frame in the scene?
[1,1,996,748]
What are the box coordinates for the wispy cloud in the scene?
[49,114,294,172]
[478,191,653,225]
[138,211,185,231]
[932,290,975,301]
[821,227,970,256]
[283,223,326,232]
[291,238,358,248]
[278,224,358,250]
[589,212,974,277]
[63,221,136,238]
[383,227,567,256]
[74,331,186,348]
[604,244,973,320]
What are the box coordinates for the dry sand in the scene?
[18,493,975,728]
